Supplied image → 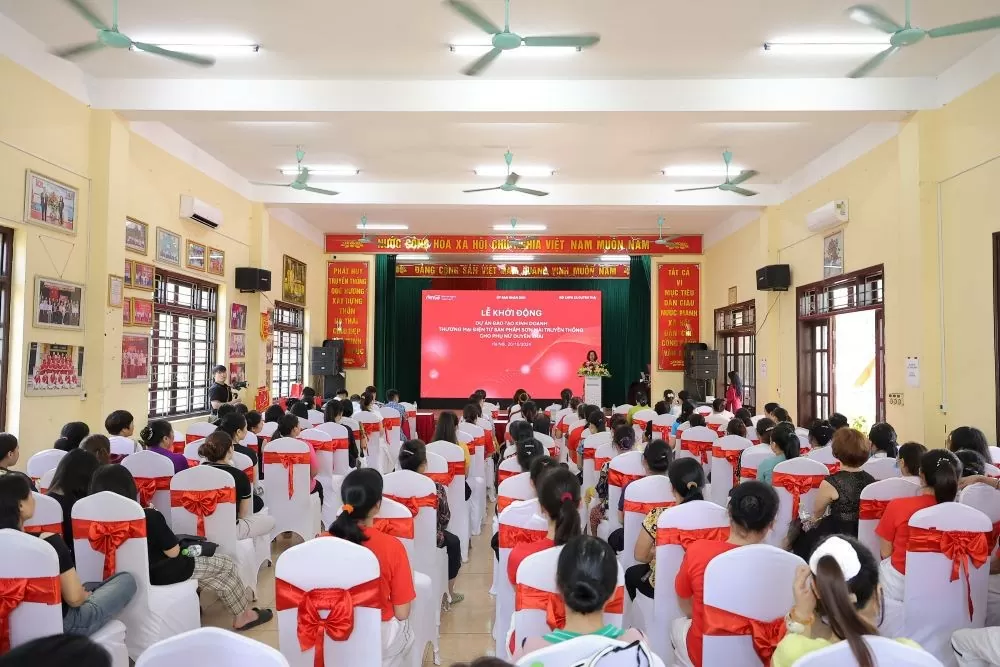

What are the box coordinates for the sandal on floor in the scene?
[235,607,273,632]
[450,592,465,605]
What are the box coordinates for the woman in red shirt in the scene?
[331,468,417,667]
[507,465,581,584]
[724,371,744,413]
[672,480,779,667]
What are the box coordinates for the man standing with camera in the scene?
[209,365,238,416]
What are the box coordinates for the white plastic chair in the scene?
[316,421,353,476]
[184,421,215,446]
[515,634,665,667]
[862,456,900,481]
[631,408,658,444]
[380,406,404,468]
[262,437,321,542]
[738,444,772,482]
[621,476,674,572]
[457,428,486,536]
[904,502,992,665]
[37,468,56,494]
[790,635,943,667]
[701,544,805,667]
[769,457,830,548]
[0,528,64,649]
[182,441,204,468]
[23,492,64,538]
[677,426,718,477]
[582,430,612,492]
[72,491,200,659]
[495,496,548,659]
[426,440,469,562]
[275,537,383,667]
[356,411,388,473]
[136,626,289,667]
[598,451,646,540]
[806,447,842,474]
[26,449,66,485]
[299,428,337,527]
[710,435,753,506]
[122,450,176,525]
[857,478,921,561]
[307,409,324,427]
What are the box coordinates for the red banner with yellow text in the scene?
[395,263,629,279]
[327,262,369,368]
[325,234,701,256]
[657,264,701,371]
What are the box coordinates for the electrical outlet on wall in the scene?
[888,392,904,406]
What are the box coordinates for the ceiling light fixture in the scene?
[398,254,430,261]
[492,254,536,262]
[492,223,547,232]
[129,43,260,56]
[355,223,408,231]
[762,39,889,56]
[449,44,580,57]
[280,166,360,176]
[600,255,630,262]
[661,165,747,177]
[475,166,554,178]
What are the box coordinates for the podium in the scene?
[583,376,603,407]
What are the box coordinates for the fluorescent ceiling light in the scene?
[398,254,430,261]
[600,255,630,262]
[492,254,536,262]
[662,165,746,177]
[475,166,555,178]
[492,223,547,232]
[450,44,580,57]
[763,35,889,55]
[355,223,408,231]
[129,43,260,56]
[280,166,360,176]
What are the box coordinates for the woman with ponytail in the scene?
[772,535,921,667]
[139,420,188,473]
[608,440,672,553]
[54,421,90,451]
[512,535,647,660]
[757,421,801,484]
[506,466,581,584]
[626,457,706,601]
[588,425,638,534]
[330,468,416,666]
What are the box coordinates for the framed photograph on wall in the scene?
[108,275,124,308]
[121,333,150,384]
[132,262,155,291]
[208,247,225,276]
[230,303,248,331]
[33,277,84,330]
[130,298,154,327]
[230,362,247,386]
[229,332,246,359]
[156,228,181,266]
[282,255,307,306]
[823,230,845,278]
[122,297,133,325]
[25,342,84,396]
[186,240,206,271]
[24,170,78,235]
[125,217,148,255]
[124,260,133,287]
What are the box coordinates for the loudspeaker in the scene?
[685,367,716,380]
[685,349,718,368]
[311,346,338,375]
[756,264,791,292]
[235,268,272,293]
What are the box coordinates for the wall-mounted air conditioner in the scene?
[179,195,223,229]
[806,199,848,234]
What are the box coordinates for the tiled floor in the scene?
[201,521,497,666]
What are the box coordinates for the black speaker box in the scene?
[685,367,716,380]
[311,346,337,375]
[685,350,718,367]
[756,264,791,292]
[235,268,272,293]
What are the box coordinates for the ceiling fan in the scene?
[444,0,600,76]
[251,148,340,196]
[358,215,372,243]
[674,151,759,197]
[845,1,1000,78]
[653,216,682,246]
[464,151,549,197]
[51,0,215,66]
[499,218,538,249]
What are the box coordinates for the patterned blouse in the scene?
[641,506,671,587]
[435,482,451,548]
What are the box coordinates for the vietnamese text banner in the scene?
[657,263,701,371]
[395,262,629,279]
[325,234,702,255]
[326,261,369,368]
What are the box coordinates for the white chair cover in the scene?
[316,421,353,476]
[621,475,674,572]
[426,441,469,562]
[183,422,215,445]
[790,635,943,667]
[0,528,63,648]
[862,456,900,481]
[495,497,547,659]
[23,491,64,537]
[515,634,665,667]
[613,404,632,416]
[599,451,646,539]
[677,426,718,477]
[706,414,729,435]
[259,421,279,445]
[72,491,200,659]
[651,414,676,445]
[401,402,418,442]
[738,445,773,482]
[710,435,753,506]
[356,410,388,472]
[26,449,66,484]
[109,435,140,460]
[183,441,204,468]
[262,437,321,542]
[231,450,273,573]
[534,432,558,459]
[769,457,830,548]
[631,408,658,444]
[275,537,383,667]
[37,468,56,494]
[380,407,404,467]
[457,428,486,537]
[307,409,324,427]
[498,456,523,483]
[990,446,1000,465]
[299,428,338,526]
[476,416,497,494]
[239,431,259,456]
[122,450,176,528]
[806,446,840,473]
[136,626,290,667]
[582,431,613,493]
[857,477,921,560]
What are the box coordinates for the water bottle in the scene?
[182,544,203,557]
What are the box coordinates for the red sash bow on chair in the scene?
[740,467,758,480]
[373,516,414,540]
[908,526,990,619]
[275,577,382,667]
[656,526,730,548]
[498,524,547,549]
[424,461,464,487]
[383,416,401,430]
[991,521,1000,551]
[72,518,147,579]
[703,605,786,664]
[771,472,826,518]
[824,462,842,474]
[498,468,518,484]
[681,439,714,464]
[384,493,438,517]
[0,575,61,652]
[263,451,312,498]
[623,499,674,515]
[303,437,335,453]
[23,522,63,537]
[652,423,672,440]
[858,498,891,521]
[516,584,624,630]
[497,495,521,513]
[594,456,611,472]
[170,488,236,537]
[712,446,744,487]
[633,419,649,431]
[361,422,381,437]
[607,470,643,489]
[133,475,172,508]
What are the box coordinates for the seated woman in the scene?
[434,411,472,501]
[808,420,834,450]
[398,439,464,606]
[757,422,800,485]
[89,464,272,631]
[331,468,416,667]
[47,448,100,552]
[198,432,275,539]
[608,439,672,553]
[138,420,189,474]
[896,442,926,484]
[578,406,608,462]
[627,392,650,425]
[507,465,581,585]
[263,404,285,424]
[104,410,138,462]
[0,474,137,636]
[490,445,554,560]
[340,398,369,460]
[513,535,645,661]
[215,413,258,467]
[274,413,323,505]
[588,425,637,534]
[725,418,748,438]
[80,435,111,465]
[947,425,992,462]
[54,422,90,452]
[672,481,779,667]
[325,398,360,468]
[626,456,705,600]
[868,422,898,459]
[792,428,875,560]
[876,449,960,605]
[773,535,921,667]
[755,417,776,446]
[955,449,987,478]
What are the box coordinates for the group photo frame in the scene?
[156,227,181,266]
[25,342,85,396]
[121,333,150,384]
[33,277,84,330]
[125,217,149,255]
[24,170,78,235]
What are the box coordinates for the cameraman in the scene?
[209,365,238,416]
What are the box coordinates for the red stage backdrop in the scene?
[396,262,629,279]
[326,234,701,255]
[327,261,369,368]
[420,290,601,399]
[657,264,701,371]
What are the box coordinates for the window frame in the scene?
[271,301,305,400]
[714,300,757,410]
[148,269,218,419]
[0,226,12,429]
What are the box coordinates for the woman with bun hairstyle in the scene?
[330,468,416,665]
[808,420,835,449]
[608,439,672,553]
[54,422,90,451]
[138,419,188,473]
[588,425,638,535]
[507,465,582,585]
[876,449,961,606]
[397,439,463,604]
[671,480,780,667]
[198,432,275,539]
[626,456,706,600]
[577,405,607,461]
[490,452,559,561]
[772,535,920,667]
[757,421,801,484]
[512,535,646,660]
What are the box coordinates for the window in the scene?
[715,300,756,409]
[149,270,218,418]
[272,302,304,399]
[0,226,12,429]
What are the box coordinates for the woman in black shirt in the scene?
[0,474,136,636]
[215,413,264,512]
[324,398,360,468]
[199,432,275,540]
[46,449,100,553]
[88,465,272,632]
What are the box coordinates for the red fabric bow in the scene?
[771,472,826,518]
[681,438,714,464]
[633,419,649,431]
[824,462,842,474]
[483,434,495,457]
[498,524,548,549]
[23,522,63,537]
[623,499,675,515]
[384,493,438,517]
[362,422,381,437]
[656,525,730,548]
[0,575,61,653]
[497,468,518,484]
[652,424,672,440]
[516,584,624,631]
[858,498,891,521]
[372,516,414,540]
[583,445,597,461]
[170,488,236,537]
[713,446,745,487]
[703,604,786,664]
[275,577,382,667]
[133,475,171,507]
[740,467,758,480]
[303,437,340,453]
[383,416,401,430]
[243,466,256,483]
[424,461,464,487]
[607,469,644,489]
[72,518,147,579]
[497,495,519,513]
[263,451,312,498]
[908,526,990,619]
